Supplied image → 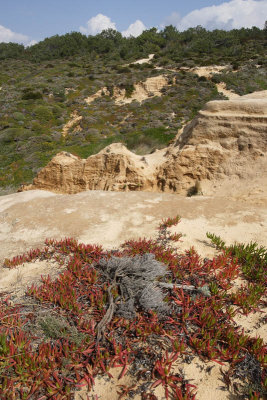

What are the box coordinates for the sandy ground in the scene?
[0,175,266,299]
[1,178,266,264]
[62,110,83,137]
[216,82,240,99]
[131,54,155,65]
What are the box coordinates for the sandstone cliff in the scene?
[22,91,267,195]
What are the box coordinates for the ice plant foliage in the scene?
[0,221,266,399]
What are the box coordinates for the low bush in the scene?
[21,90,43,100]
[12,111,24,121]
[0,128,30,144]
[34,105,54,122]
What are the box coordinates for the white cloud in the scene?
[163,0,267,31]
[26,39,38,47]
[80,14,146,37]
[0,24,31,45]
[161,12,181,28]
[122,20,146,37]
[80,13,117,35]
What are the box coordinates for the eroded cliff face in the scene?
[157,93,267,192]
[22,92,267,195]
[22,144,159,194]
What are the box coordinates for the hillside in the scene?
[0,26,266,194]
[21,91,267,195]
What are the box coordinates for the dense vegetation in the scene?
[0,25,266,193]
[1,25,266,65]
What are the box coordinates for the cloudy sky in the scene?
[0,0,266,46]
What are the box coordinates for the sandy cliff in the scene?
[85,75,169,105]
[22,91,267,195]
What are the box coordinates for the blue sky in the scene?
[0,0,266,45]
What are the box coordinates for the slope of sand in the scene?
[189,65,228,78]
[85,75,169,105]
[62,110,83,137]
[216,82,240,99]
[1,177,266,281]
[131,54,154,64]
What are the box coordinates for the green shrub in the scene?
[13,112,24,121]
[0,128,32,144]
[116,66,131,73]
[34,105,53,122]
[52,104,63,117]
[124,84,135,98]
[124,127,174,154]
[21,91,43,100]
[206,233,267,283]
[31,121,46,134]
[187,180,203,196]
[232,61,240,70]
[198,76,207,82]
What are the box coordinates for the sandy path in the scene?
[216,82,240,99]
[62,110,83,137]
[1,179,266,264]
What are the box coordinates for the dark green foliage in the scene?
[116,66,131,73]
[0,333,8,355]
[22,90,43,100]
[0,25,266,65]
[34,105,53,122]
[0,42,24,60]
[124,127,174,154]
[124,84,135,98]
[12,112,24,121]
[0,128,30,144]
[234,354,266,398]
